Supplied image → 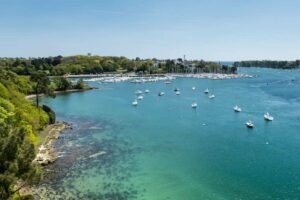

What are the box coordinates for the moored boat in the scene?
[209,94,215,99]
[246,120,254,128]
[264,112,274,121]
[132,100,138,106]
[158,92,165,96]
[233,105,242,112]
[191,102,198,108]
[135,90,143,95]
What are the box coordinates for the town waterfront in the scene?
[40,68,300,199]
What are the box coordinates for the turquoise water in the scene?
[41,68,300,200]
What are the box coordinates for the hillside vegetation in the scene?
[0,69,50,199]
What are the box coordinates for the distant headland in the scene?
[233,60,300,69]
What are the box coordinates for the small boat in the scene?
[165,81,172,84]
[246,120,254,128]
[135,90,143,95]
[191,102,198,108]
[175,91,180,95]
[174,88,180,92]
[137,95,144,100]
[204,88,209,94]
[132,100,138,106]
[158,92,165,96]
[131,79,142,84]
[233,105,242,112]
[264,112,274,121]
[192,86,196,90]
[144,89,150,93]
[209,94,215,99]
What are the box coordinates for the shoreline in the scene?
[17,121,72,199]
[34,121,72,166]
[25,87,97,100]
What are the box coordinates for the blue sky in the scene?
[0,0,299,60]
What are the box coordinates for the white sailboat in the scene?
[209,94,215,99]
[204,88,209,94]
[132,100,138,106]
[246,120,254,128]
[191,102,198,108]
[144,89,150,93]
[233,105,242,112]
[137,95,144,100]
[264,112,274,121]
[135,90,143,95]
[158,92,165,96]
[175,91,180,95]
[192,86,196,90]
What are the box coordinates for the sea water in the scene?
[40,68,300,200]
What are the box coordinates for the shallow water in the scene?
[41,68,300,200]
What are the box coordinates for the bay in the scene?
[40,68,300,200]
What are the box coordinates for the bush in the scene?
[42,105,56,124]
[74,79,85,90]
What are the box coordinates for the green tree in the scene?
[30,71,53,107]
[53,77,72,91]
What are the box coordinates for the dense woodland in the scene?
[0,55,236,75]
[233,60,300,69]
[0,69,52,199]
[0,67,88,199]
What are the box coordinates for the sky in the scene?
[0,0,299,61]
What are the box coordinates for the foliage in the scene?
[74,79,85,90]
[42,105,56,124]
[30,71,54,107]
[52,77,72,91]
[0,69,49,199]
[0,55,237,75]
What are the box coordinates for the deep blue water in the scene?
[41,68,300,200]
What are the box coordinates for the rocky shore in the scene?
[34,121,72,166]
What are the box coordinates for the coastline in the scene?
[17,121,71,199]
[25,87,97,100]
[34,121,72,166]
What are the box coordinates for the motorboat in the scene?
[192,86,196,90]
[233,105,242,112]
[137,95,144,100]
[158,92,165,96]
[144,89,150,93]
[191,102,198,108]
[204,88,209,94]
[174,88,180,92]
[132,100,138,106]
[175,91,180,95]
[209,94,215,99]
[164,81,172,84]
[246,120,254,128]
[264,112,274,121]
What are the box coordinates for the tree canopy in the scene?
[0,55,237,75]
[0,69,50,199]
